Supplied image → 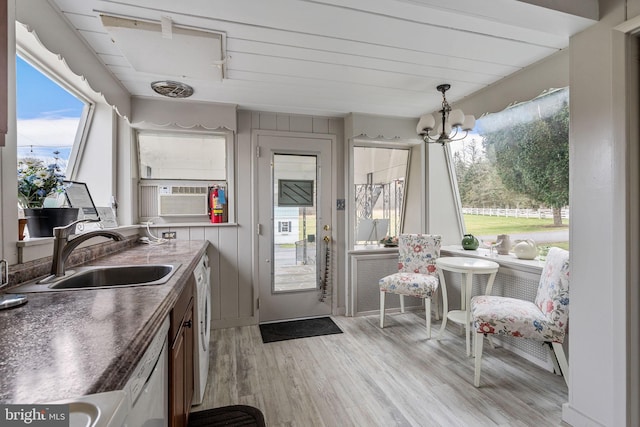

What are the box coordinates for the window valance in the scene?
[131,97,237,132]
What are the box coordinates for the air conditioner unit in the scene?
[158,186,208,216]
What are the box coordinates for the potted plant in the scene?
[379,235,399,247]
[18,158,78,238]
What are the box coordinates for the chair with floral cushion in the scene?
[471,247,570,387]
[379,234,441,338]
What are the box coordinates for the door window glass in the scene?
[273,154,317,292]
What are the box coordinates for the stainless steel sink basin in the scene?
[10,263,181,293]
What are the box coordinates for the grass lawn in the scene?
[464,214,569,236]
[544,241,570,250]
[464,214,570,250]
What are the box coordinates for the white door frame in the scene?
[251,129,338,322]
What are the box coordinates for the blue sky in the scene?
[17,56,84,167]
[17,56,84,120]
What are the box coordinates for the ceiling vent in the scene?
[100,15,226,81]
[150,80,194,98]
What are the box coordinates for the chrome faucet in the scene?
[43,219,125,281]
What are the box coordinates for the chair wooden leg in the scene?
[552,342,569,387]
[487,335,496,349]
[547,343,561,375]
[425,298,431,339]
[379,291,385,328]
[433,289,440,321]
[474,333,484,387]
[399,294,405,313]
[437,270,448,340]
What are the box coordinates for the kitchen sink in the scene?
[50,390,129,427]
[10,263,180,293]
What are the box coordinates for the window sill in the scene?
[16,225,140,248]
[16,226,141,264]
[441,245,545,274]
[142,222,238,228]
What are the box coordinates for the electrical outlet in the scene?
[162,231,177,239]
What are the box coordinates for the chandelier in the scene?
[416,84,476,145]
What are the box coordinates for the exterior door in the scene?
[256,133,332,322]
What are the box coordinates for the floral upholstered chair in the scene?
[379,234,441,338]
[470,247,570,387]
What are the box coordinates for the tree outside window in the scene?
[450,87,569,251]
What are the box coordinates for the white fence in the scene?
[462,207,570,219]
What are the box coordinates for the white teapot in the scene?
[513,239,538,260]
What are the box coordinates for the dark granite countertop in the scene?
[0,240,208,404]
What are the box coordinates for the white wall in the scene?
[75,104,117,207]
[427,144,463,244]
[564,0,634,425]
[403,143,426,233]
[116,114,136,226]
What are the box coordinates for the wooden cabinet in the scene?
[169,276,195,427]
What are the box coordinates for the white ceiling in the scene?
[48,0,597,118]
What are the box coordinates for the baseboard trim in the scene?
[562,402,605,427]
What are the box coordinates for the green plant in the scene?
[379,235,398,246]
[17,158,65,208]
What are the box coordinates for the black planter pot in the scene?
[24,208,79,238]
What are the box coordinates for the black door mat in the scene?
[259,317,343,343]
[189,405,266,427]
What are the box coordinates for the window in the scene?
[449,87,569,253]
[136,130,235,222]
[137,132,227,180]
[351,143,410,248]
[278,221,292,233]
[16,56,87,174]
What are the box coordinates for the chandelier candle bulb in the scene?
[449,109,465,127]
[463,115,476,131]
[417,114,435,133]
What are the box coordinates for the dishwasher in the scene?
[122,316,170,427]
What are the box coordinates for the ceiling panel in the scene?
[45,0,597,117]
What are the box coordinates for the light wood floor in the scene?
[193,313,569,427]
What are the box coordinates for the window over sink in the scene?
[136,129,235,223]
[137,131,228,181]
